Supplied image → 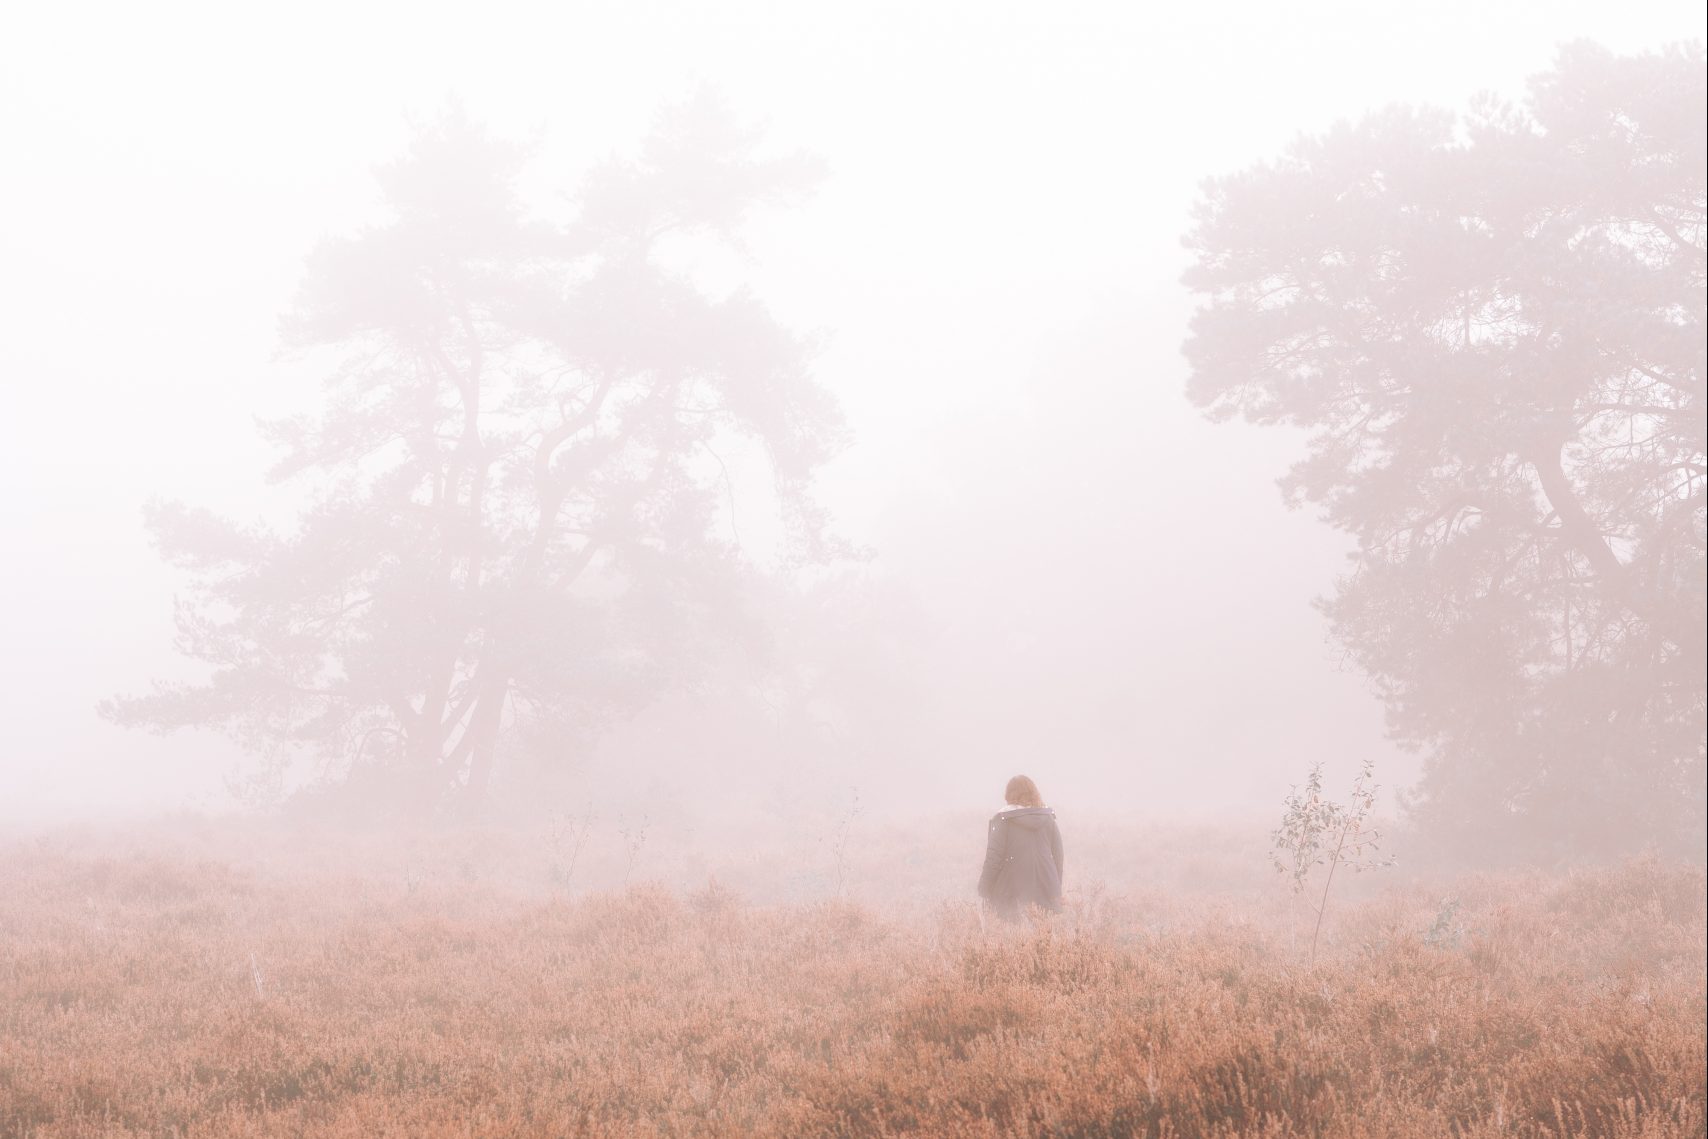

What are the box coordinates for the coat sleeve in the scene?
[1049,819,1064,882]
[976,817,1006,899]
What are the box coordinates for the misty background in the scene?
[1,2,1700,832]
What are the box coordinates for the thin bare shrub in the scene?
[1273,758,1392,965]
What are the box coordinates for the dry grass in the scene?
[0,823,1702,1138]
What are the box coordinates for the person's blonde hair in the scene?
[1004,775,1044,808]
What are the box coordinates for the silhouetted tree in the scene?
[102,98,845,812]
[1183,44,1705,861]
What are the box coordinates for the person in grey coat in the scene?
[977,775,1064,921]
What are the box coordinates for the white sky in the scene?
[1,1,1701,822]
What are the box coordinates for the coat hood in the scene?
[995,806,1055,830]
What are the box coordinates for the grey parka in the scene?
[976,806,1064,919]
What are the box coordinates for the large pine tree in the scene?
[103,99,845,812]
[1183,44,1705,860]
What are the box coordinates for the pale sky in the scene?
[2,1,1701,822]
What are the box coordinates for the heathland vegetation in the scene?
[3,819,1701,1137]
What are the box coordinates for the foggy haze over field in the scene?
[4,12,1704,1132]
[1,0,1701,845]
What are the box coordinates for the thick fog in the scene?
[1,0,1700,841]
[7,11,1705,1136]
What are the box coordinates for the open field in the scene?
[1,821,1703,1138]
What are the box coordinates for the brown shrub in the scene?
[0,837,1701,1138]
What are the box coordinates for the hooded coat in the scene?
[977,806,1064,919]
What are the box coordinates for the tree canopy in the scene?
[1183,43,1706,860]
[102,98,846,813]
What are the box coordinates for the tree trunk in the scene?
[1528,443,1624,584]
[460,669,511,805]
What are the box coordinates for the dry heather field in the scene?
[0,816,1703,1138]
